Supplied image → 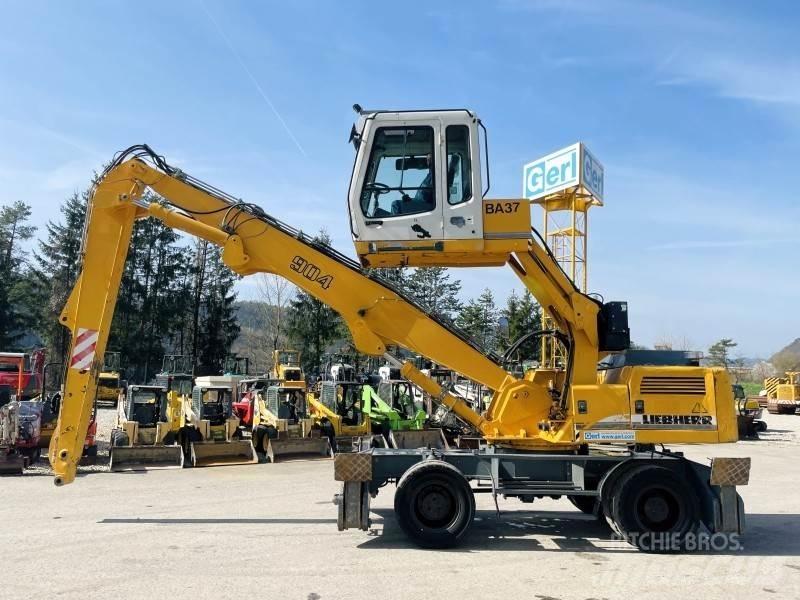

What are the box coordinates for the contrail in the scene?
[200,1,307,157]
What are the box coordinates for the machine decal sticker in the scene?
[290,256,333,289]
[70,328,99,371]
[632,414,716,428]
[583,430,636,442]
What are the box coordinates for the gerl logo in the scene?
[523,142,604,203]
[523,145,578,200]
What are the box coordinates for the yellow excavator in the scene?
[50,107,748,552]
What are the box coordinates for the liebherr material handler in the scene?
[50,107,748,552]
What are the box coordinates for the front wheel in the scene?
[394,460,475,549]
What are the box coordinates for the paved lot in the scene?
[4,410,800,600]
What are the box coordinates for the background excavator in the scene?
[49,107,748,552]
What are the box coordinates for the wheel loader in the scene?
[179,385,257,467]
[50,106,750,552]
[250,384,331,462]
[108,385,184,471]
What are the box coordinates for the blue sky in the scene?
[1,0,797,357]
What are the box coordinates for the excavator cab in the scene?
[348,107,530,267]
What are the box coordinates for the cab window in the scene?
[360,126,435,218]
[446,125,472,205]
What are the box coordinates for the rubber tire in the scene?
[252,426,267,453]
[178,427,201,467]
[321,422,336,452]
[110,429,129,448]
[610,464,699,553]
[755,421,767,433]
[568,495,599,515]
[394,460,475,549]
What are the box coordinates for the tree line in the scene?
[0,191,240,383]
[2,193,542,383]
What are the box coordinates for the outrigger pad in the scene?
[389,429,448,450]
[335,481,370,531]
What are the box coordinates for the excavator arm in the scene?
[50,146,514,485]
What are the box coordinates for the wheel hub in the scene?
[417,485,454,525]
[642,495,670,523]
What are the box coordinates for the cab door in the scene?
[440,116,484,241]
[350,118,444,243]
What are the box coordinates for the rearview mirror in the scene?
[395,156,429,170]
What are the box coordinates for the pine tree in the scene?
[33,191,88,363]
[499,290,542,362]
[286,229,342,375]
[0,201,37,348]
[456,288,499,352]
[405,267,462,321]
[106,194,199,381]
[196,244,240,376]
[708,338,737,369]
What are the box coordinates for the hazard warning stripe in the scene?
[70,328,99,370]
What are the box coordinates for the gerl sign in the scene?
[523,142,604,203]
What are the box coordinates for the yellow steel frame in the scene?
[533,188,601,368]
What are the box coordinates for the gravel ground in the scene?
[4,410,800,600]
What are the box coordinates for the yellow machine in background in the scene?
[49,107,747,552]
[180,385,257,467]
[96,351,123,407]
[251,384,330,462]
[765,372,800,415]
[270,349,304,387]
[109,385,184,470]
[307,380,383,452]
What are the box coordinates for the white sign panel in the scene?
[523,142,604,203]
[582,429,635,442]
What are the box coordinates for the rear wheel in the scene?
[610,465,699,552]
[394,460,475,549]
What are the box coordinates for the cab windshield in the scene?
[361,126,435,218]
[279,351,299,366]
